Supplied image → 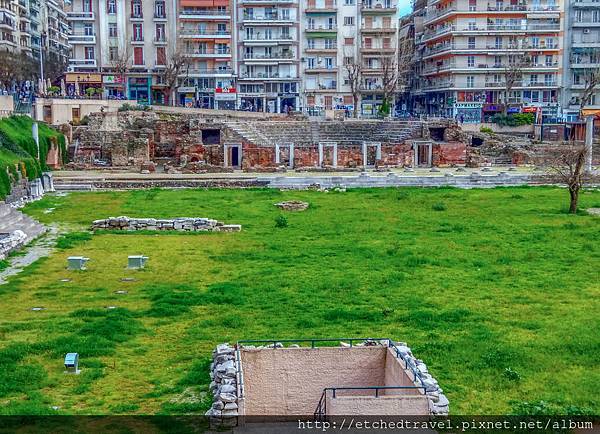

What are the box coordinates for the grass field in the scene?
[0,187,598,416]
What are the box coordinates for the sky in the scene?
[399,0,412,15]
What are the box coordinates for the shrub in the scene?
[432,202,447,211]
[480,126,494,134]
[503,367,521,381]
[492,113,535,127]
[275,215,288,228]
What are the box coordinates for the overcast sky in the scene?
[399,0,412,15]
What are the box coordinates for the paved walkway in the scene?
[0,226,58,285]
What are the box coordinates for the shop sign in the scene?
[178,87,196,93]
[522,106,538,113]
[66,73,102,84]
[103,75,124,84]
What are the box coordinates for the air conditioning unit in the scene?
[67,66,75,72]
[584,29,591,34]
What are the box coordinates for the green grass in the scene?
[0,115,66,199]
[0,187,598,415]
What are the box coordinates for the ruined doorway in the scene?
[202,129,221,145]
[318,142,338,167]
[361,142,381,168]
[413,142,432,167]
[224,144,242,168]
[276,143,294,168]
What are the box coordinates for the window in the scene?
[466,76,474,88]
[131,0,142,18]
[108,23,117,37]
[84,23,93,36]
[468,37,475,49]
[134,46,144,65]
[155,24,165,41]
[324,57,333,69]
[307,57,316,68]
[344,56,353,65]
[530,74,538,84]
[344,0,354,5]
[84,46,95,59]
[344,17,354,26]
[155,1,165,18]
[307,39,315,49]
[109,46,118,61]
[467,55,475,67]
[107,0,116,14]
[344,37,354,45]
[325,39,335,49]
[83,0,92,12]
[545,55,553,66]
[133,23,143,41]
[156,47,166,65]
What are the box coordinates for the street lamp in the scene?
[40,31,47,88]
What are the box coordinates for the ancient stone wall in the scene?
[0,230,27,261]
[91,216,241,232]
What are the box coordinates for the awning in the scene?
[581,109,600,118]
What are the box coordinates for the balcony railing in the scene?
[68,33,96,43]
[180,29,231,37]
[243,52,294,59]
[69,58,97,67]
[185,48,231,56]
[243,14,295,21]
[66,11,94,20]
[186,68,235,75]
[240,72,298,78]
[242,34,293,41]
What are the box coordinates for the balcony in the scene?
[361,26,396,33]
[361,2,397,14]
[572,20,600,27]
[185,68,235,76]
[239,0,297,4]
[242,34,294,43]
[242,14,295,24]
[360,45,395,54]
[573,1,600,7]
[180,29,232,39]
[571,61,600,69]
[68,33,96,44]
[305,2,337,13]
[423,62,455,75]
[179,9,231,20]
[66,11,94,21]
[240,72,298,79]
[185,48,232,58]
[69,58,97,68]
[131,37,144,44]
[305,46,337,53]
[130,13,144,21]
[243,52,295,61]
[305,66,337,73]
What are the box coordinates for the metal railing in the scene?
[314,385,427,421]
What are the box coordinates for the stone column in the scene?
[332,144,338,168]
[275,144,280,164]
[428,144,433,167]
[362,141,367,168]
[318,143,324,167]
[585,115,594,172]
[289,144,294,168]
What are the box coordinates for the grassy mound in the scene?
[0,116,66,199]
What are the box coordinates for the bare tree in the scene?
[344,50,362,118]
[109,45,132,97]
[43,51,69,84]
[156,46,188,106]
[541,144,590,214]
[498,36,531,115]
[396,24,414,109]
[380,54,398,117]
[578,69,600,112]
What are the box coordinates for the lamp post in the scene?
[40,31,47,91]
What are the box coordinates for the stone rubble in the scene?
[205,343,240,425]
[91,216,241,232]
[0,230,28,260]
[274,201,310,211]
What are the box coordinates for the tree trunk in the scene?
[569,187,579,214]
[353,95,359,118]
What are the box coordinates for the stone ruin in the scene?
[91,216,241,232]
[0,230,27,261]
[70,110,471,172]
[274,201,310,211]
[206,339,448,425]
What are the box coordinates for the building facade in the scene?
[177,0,236,109]
[562,0,600,122]
[66,0,178,104]
[414,0,563,123]
[0,0,69,67]
[300,0,399,116]
[236,0,301,113]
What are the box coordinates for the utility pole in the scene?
[40,31,47,91]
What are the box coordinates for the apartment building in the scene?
[66,0,177,104]
[416,0,563,123]
[300,0,398,116]
[178,0,236,109]
[0,0,68,65]
[563,0,600,122]
[236,0,300,112]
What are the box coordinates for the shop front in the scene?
[66,73,102,97]
[215,87,236,110]
[453,102,483,123]
[103,75,126,99]
[128,77,151,105]
[178,87,196,107]
[482,103,503,122]
[239,94,264,112]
